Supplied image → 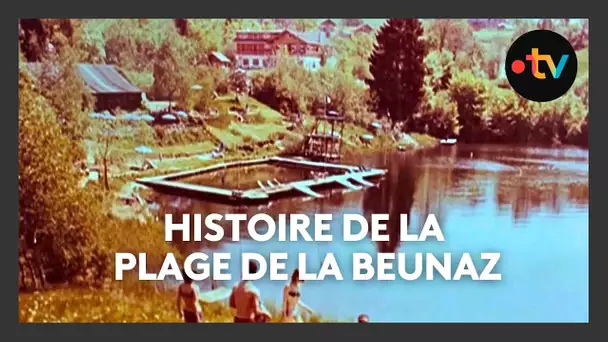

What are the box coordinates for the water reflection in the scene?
[154,144,589,253]
[361,152,419,253]
[150,144,588,321]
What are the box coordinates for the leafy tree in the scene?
[250,56,307,116]
[103,19,175,72]
[152,37,195,110]
[188,19,225,54]
[424,50,454,92]
[86,118,155,190]
[228,69,249,102]
[332,34,374,80]
[478,41,504,80]
[19,19,47,61]
[415,90,460,139]
[485,88,533,143]
[425,19,474,56]
[88,119,119,191]
[174,18,189,36]
[35,45,94,155]
[315,67,370,121]
[367,19,426,128]
[188,67,218,113]
[449,70,488,142]
[293,19,319,32]
[19,70,110,289]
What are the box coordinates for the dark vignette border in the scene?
[6,0,600,340]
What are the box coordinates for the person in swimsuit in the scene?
[176,270,203,323]
[281,268,305,323]
[229,261,270,323]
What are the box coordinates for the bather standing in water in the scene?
[176,269,203,323]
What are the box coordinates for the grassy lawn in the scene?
[19,278,331,323]
[19,285,234,323]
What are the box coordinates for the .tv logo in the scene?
[510,48,570,80]
[506,30,578,102]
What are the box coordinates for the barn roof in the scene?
[23,62,142,95]
[77,64,142,94]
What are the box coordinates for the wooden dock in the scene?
[136,157,386,205]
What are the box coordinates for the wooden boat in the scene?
[440,138,457,145]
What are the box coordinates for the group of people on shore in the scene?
[176,261,370,323]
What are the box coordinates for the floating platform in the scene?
[136,156,387,205]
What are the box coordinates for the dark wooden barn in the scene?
[23,62,143,112]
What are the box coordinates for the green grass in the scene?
[211,94,284,124]
[19,284,232,323]
[19,278,332,323]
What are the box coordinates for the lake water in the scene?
[153,144,588,322]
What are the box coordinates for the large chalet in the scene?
[234,29,330,72]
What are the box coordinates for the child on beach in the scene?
[176,270,203,323]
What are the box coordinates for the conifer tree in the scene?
[367,19,426,128]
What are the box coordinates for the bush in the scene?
[413,90,460,138]
[448,70,489,143]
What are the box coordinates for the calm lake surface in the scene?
[153,144,588,322]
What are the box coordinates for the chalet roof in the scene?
[235,29,330,46]
[23,62,142,95]
[234,30,283,41]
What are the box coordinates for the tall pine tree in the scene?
[367,19,426,128]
